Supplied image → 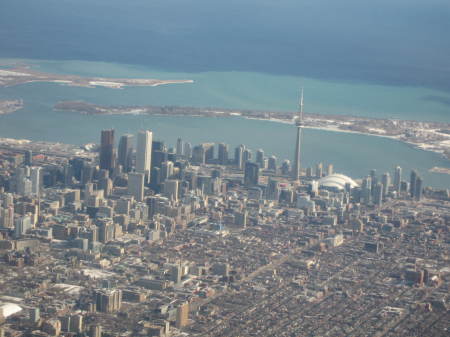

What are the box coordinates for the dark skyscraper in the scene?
[373,182,383,207]
[268,156,277,172]
[204,143,215,163]
[256,149,264,167]
[24,150,33,166]
[118,134,133,172]
[218,143,229,165]
[176,137,184,156]
[414,176,423,201]
[244,162,259,187]
[100,129,115,172]
[69,157,86,182]
[410,170,418,198]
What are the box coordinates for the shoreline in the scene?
[51,100,450,163]
[0,67,194,89]
[247,116,450,162]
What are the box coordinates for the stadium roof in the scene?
[318,174,359,191]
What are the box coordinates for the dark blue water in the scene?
[1,0,450,94]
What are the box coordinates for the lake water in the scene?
[0,59,449,188]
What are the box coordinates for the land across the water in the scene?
[0,66,193,89]
[54,100,450,163]
[0,99,23,115]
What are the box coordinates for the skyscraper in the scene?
[373,183,383,207]
[410,170,418,198]
[292,89,304,181]
[161,161,174,181]
[184,142,192,158]
[204,143,215,163]
[362,176,372,205]
[176,302,189,328]
[327,164,334,176]
[94,289,122,313]
[266,178,280,201]
[268,156,277,171]
[136,130,153,183]
[176,138,184,156]
[128,172,145,202]
[381,172,390,199]
[192,145,206,164]
[281,160,291,176]
[99,129,115,172]
[394,166,402,193]
[243,148,252,163]
[235,145,245,169]
[414,176,423,201]
[118,134,133,172]
[30,167,41,196]
[169,263,182,284]
[244,162,259,187]
[218,143,229,165]
[24,150,33,166]
[370,169,377,191]
[256,149,264,167]
[315,162,323,178]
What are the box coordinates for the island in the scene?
[429,167,450,175]
[0,67,193,89]
[54,100,450,162]
[0,99,23,115]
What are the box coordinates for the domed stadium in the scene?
[318,174,359,191]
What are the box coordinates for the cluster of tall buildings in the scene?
[96,128,286,202]
[359,167,423,207]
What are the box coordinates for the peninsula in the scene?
[54,100,450,162]
[0,99,23,115]
[0,67,193,89]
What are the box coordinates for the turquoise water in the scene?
[0,59,449,188]
[6,58,450,122]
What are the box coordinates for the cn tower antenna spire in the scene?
[296,88,304,127]
[292,88,304,181]
[300,87,304,120]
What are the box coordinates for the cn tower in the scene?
[292,88,304,181]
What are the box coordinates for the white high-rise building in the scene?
[136,130,153,183]
[30,167,42,196]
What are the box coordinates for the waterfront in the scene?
[0,59,449,188]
